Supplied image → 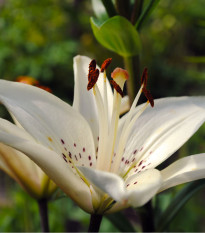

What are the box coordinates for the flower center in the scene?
[87,59,154,175]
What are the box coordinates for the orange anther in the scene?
[110,79,124,97]
[87,69,99,90]
[101,58,112,72]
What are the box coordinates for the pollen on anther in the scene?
[141,67,148,88]
[101,58,112,72]
[110,80,124,97]
[87,69,99,90]
[143,88,154,107]
[89,59,97,72]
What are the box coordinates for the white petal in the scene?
[122,97,205,172]
[0,80,96,169]
[79,167,162,208]
[0,122,94,213]
[79,166,126,202]
[125,169,162,207]
[73,55,113,144]
[0,143,44,198]
[159,154,205,192]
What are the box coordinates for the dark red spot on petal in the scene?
[90,162,92,166]
[133,149,138,154]
[61,139,65,144]
[88,155,91,160]
[83,148,85,152]
[138,160,143,166]
[134,181,138,185]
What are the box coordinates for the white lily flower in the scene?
[0,55,204,214]
[0,143,57,199]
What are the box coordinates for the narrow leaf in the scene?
[135,0,161,30]
[156,180,205,232]
[106,212,136,232]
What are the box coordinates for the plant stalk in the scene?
[38,198,50,232]
[139,200,155,232]
[88,214,103,232]
[123,55,140,104]
[101,0,117,17]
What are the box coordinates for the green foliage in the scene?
[91,16,141,57]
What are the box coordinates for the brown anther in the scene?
[89,59,97,73]
[87,69,99,90]
[141,67,148,88]
[110,80,124,97]
[143,88,154,107]
[101,58,112,72]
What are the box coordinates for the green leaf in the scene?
[106,212,136,232]
[90,16,141,57]
[156,180,205,232]
[135,0,161,30]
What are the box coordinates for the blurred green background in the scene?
[0,0,204,231]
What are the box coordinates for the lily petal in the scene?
[0,80,96,168]
[79,167,162,208]
[0,120,94,213]
[73,55,113,145]
[122,97,205,174]
[125,169,162,207]
[159,154,205,192]
[0,143,44,198]
[79,166,126,202]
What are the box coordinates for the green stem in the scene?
[123,56,140,104]
[101,0,117,17]
[139,200,155,232]
[115,0,130,19]
[135,0,160,30]
[38,198,50,232]
[88,214,103,232]
[131,0,144,24]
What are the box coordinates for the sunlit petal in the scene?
[159,154,205,192]
[0,121,94,213]
[0,80,96,168]
[121,97,205,176]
